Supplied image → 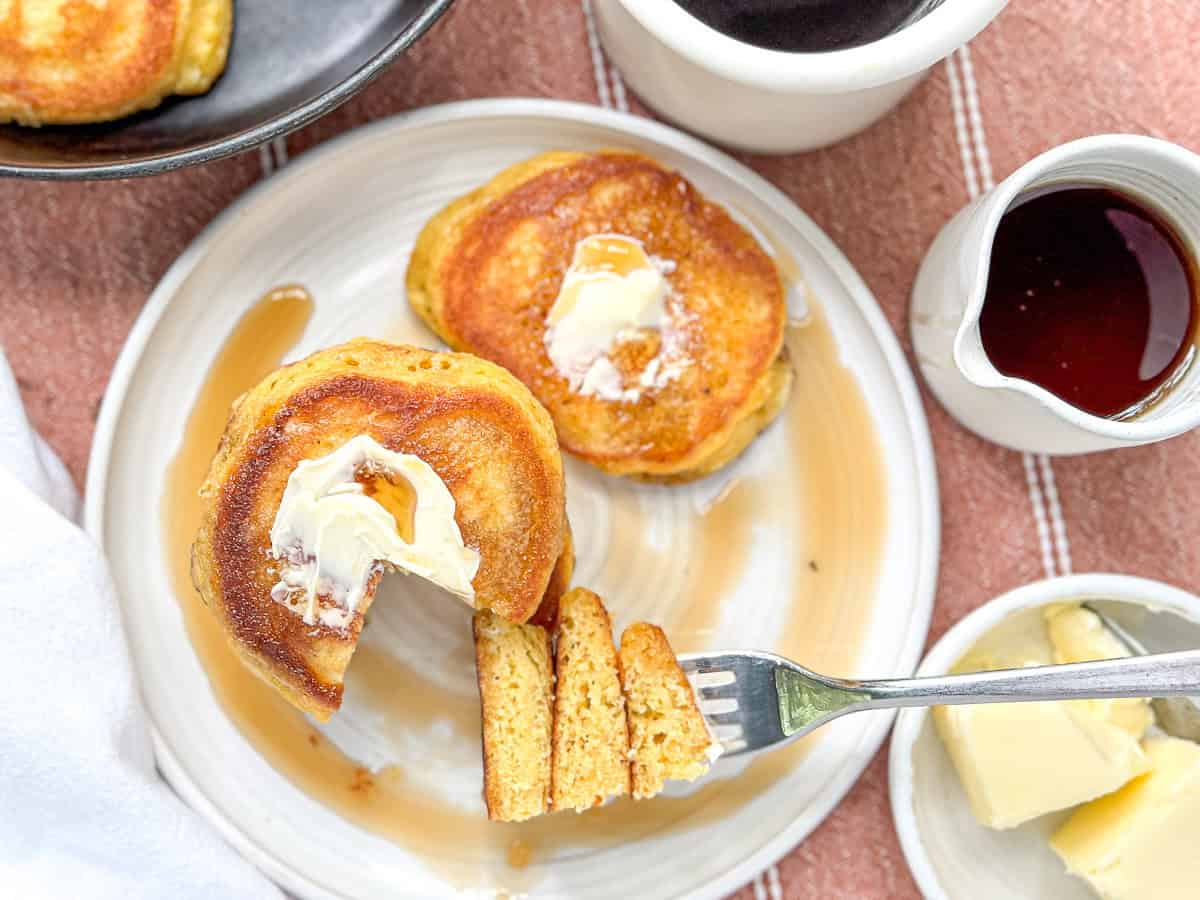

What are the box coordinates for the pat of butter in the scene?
[1045,604,1154,738]
[269,434,480,629]
[934,692,1149,830]
[544,234,682,402]
[933,605,1151,830]
[1052,736,1200,900]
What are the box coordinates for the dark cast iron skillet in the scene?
[0,0,454,180]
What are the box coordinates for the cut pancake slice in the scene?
[550,588,631,812]
[473,610,555,822]
[619,623,716,800]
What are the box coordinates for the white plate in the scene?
[84,99,938,900]
[889,573,1200,900]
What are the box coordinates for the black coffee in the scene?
[674,0,927,53]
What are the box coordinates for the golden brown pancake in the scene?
[407,150,792,481]
[473,609,555,822]
[619,622,715,799]
[550,587,631,812]
[0,0,232,126]
[191,339,570,720]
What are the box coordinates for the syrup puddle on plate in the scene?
[161,278,887,893]
[677,479,760,645]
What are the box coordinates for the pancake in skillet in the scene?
[191,339,571,720]
[0,0,232,126]
[407,150,792,481]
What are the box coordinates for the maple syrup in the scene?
[680,479,759,646]
[355,469,417,543]
[980,185,1197,418]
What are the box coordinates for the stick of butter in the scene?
[1051,735,1200,900]
[933,605,1151,830]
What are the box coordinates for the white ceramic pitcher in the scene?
[910,135,1200,455]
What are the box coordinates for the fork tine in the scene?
[712,723,744,741]
[679,657,735,677]
[701,709,744,727]
[678,651,796,758]
[697,697,738,715]
[693,680,741,701]
[685,668,736,687]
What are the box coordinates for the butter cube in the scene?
[934,604,1152,830]
[1044,604,1154,738]
[934,695,1148,829]
[1052,736,1200,900]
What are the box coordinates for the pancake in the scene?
[619,622,716,799]
[0,0,232,126]
[191,339,570,720]
[474,588,716,819]
[528,523,573,629]
[550,587,631,812]
[407,150,793,481]
[473,609,554,822]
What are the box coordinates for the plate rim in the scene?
[83,97,941,900]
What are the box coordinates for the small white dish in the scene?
[593,0,1007,154]
[889,573,1200,900]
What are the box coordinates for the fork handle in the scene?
[846,650,1200,709]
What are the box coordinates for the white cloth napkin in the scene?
[0,353,280,900]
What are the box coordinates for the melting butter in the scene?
[269,434,480,628]
[544,234,686,402]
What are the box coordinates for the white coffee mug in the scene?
[594,0,1008,154]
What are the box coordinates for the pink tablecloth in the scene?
[4,2,1200,897]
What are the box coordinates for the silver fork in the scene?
[678,649,1200,758]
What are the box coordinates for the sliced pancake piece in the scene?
[0,0,233,126]
[407,150,792,481]
[619,623,716,800]
[528,524,574,629]
[191,339,569,720]
[550,588,631,812]
[473,610,555,822]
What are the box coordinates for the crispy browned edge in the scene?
[405,150,793,482]
[190,339,568,720]
[529,524,574,629]
[473,611,554,822]
[549,587,631,811]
